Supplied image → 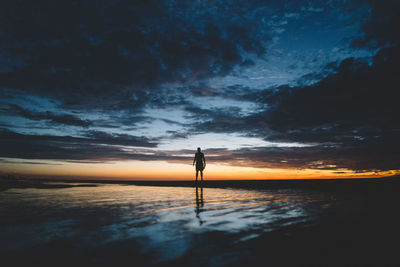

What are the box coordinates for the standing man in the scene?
[193,147,206,182]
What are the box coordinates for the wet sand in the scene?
[1,177,400,266]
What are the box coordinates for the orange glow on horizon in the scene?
[0,158,397,180]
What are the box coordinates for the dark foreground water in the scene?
[1,181,400,266]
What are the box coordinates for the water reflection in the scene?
[0,183,336,265]
[195,185,205,225]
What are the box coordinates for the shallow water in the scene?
[0,183,398,266]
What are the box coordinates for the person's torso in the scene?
[195,152,204,163]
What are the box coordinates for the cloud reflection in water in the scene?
[0,184,333,265]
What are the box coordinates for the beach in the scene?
[1,178,400,266]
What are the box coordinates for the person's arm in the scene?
[193,154,197,166]
[203,154,206,167]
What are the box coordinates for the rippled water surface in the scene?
[1,182,398,266]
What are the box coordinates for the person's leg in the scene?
[196,170,199,181]
[200,170,203,181]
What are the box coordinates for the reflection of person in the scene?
[193,147,206,182]
[195,185,205,225]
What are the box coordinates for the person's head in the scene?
[197,147,201,152]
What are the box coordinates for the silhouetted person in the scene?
[195,184,205,225]
[193,147,206,182]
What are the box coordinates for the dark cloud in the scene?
[0,129,182,162]
[0,0,268,110]
[184,105,256,135]
[261,43,400,170]
[83,130,158,147]
[159,119,186,126]
[0,129,158,161]
[165,130,188,139]
[190,84,259,101]
[0,159,61,165]
[185,103,268,137]
[351,0,400,48]
[7,104,92,127]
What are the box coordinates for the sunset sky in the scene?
[1,0,399,180]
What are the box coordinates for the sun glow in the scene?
[0,158,394,180]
